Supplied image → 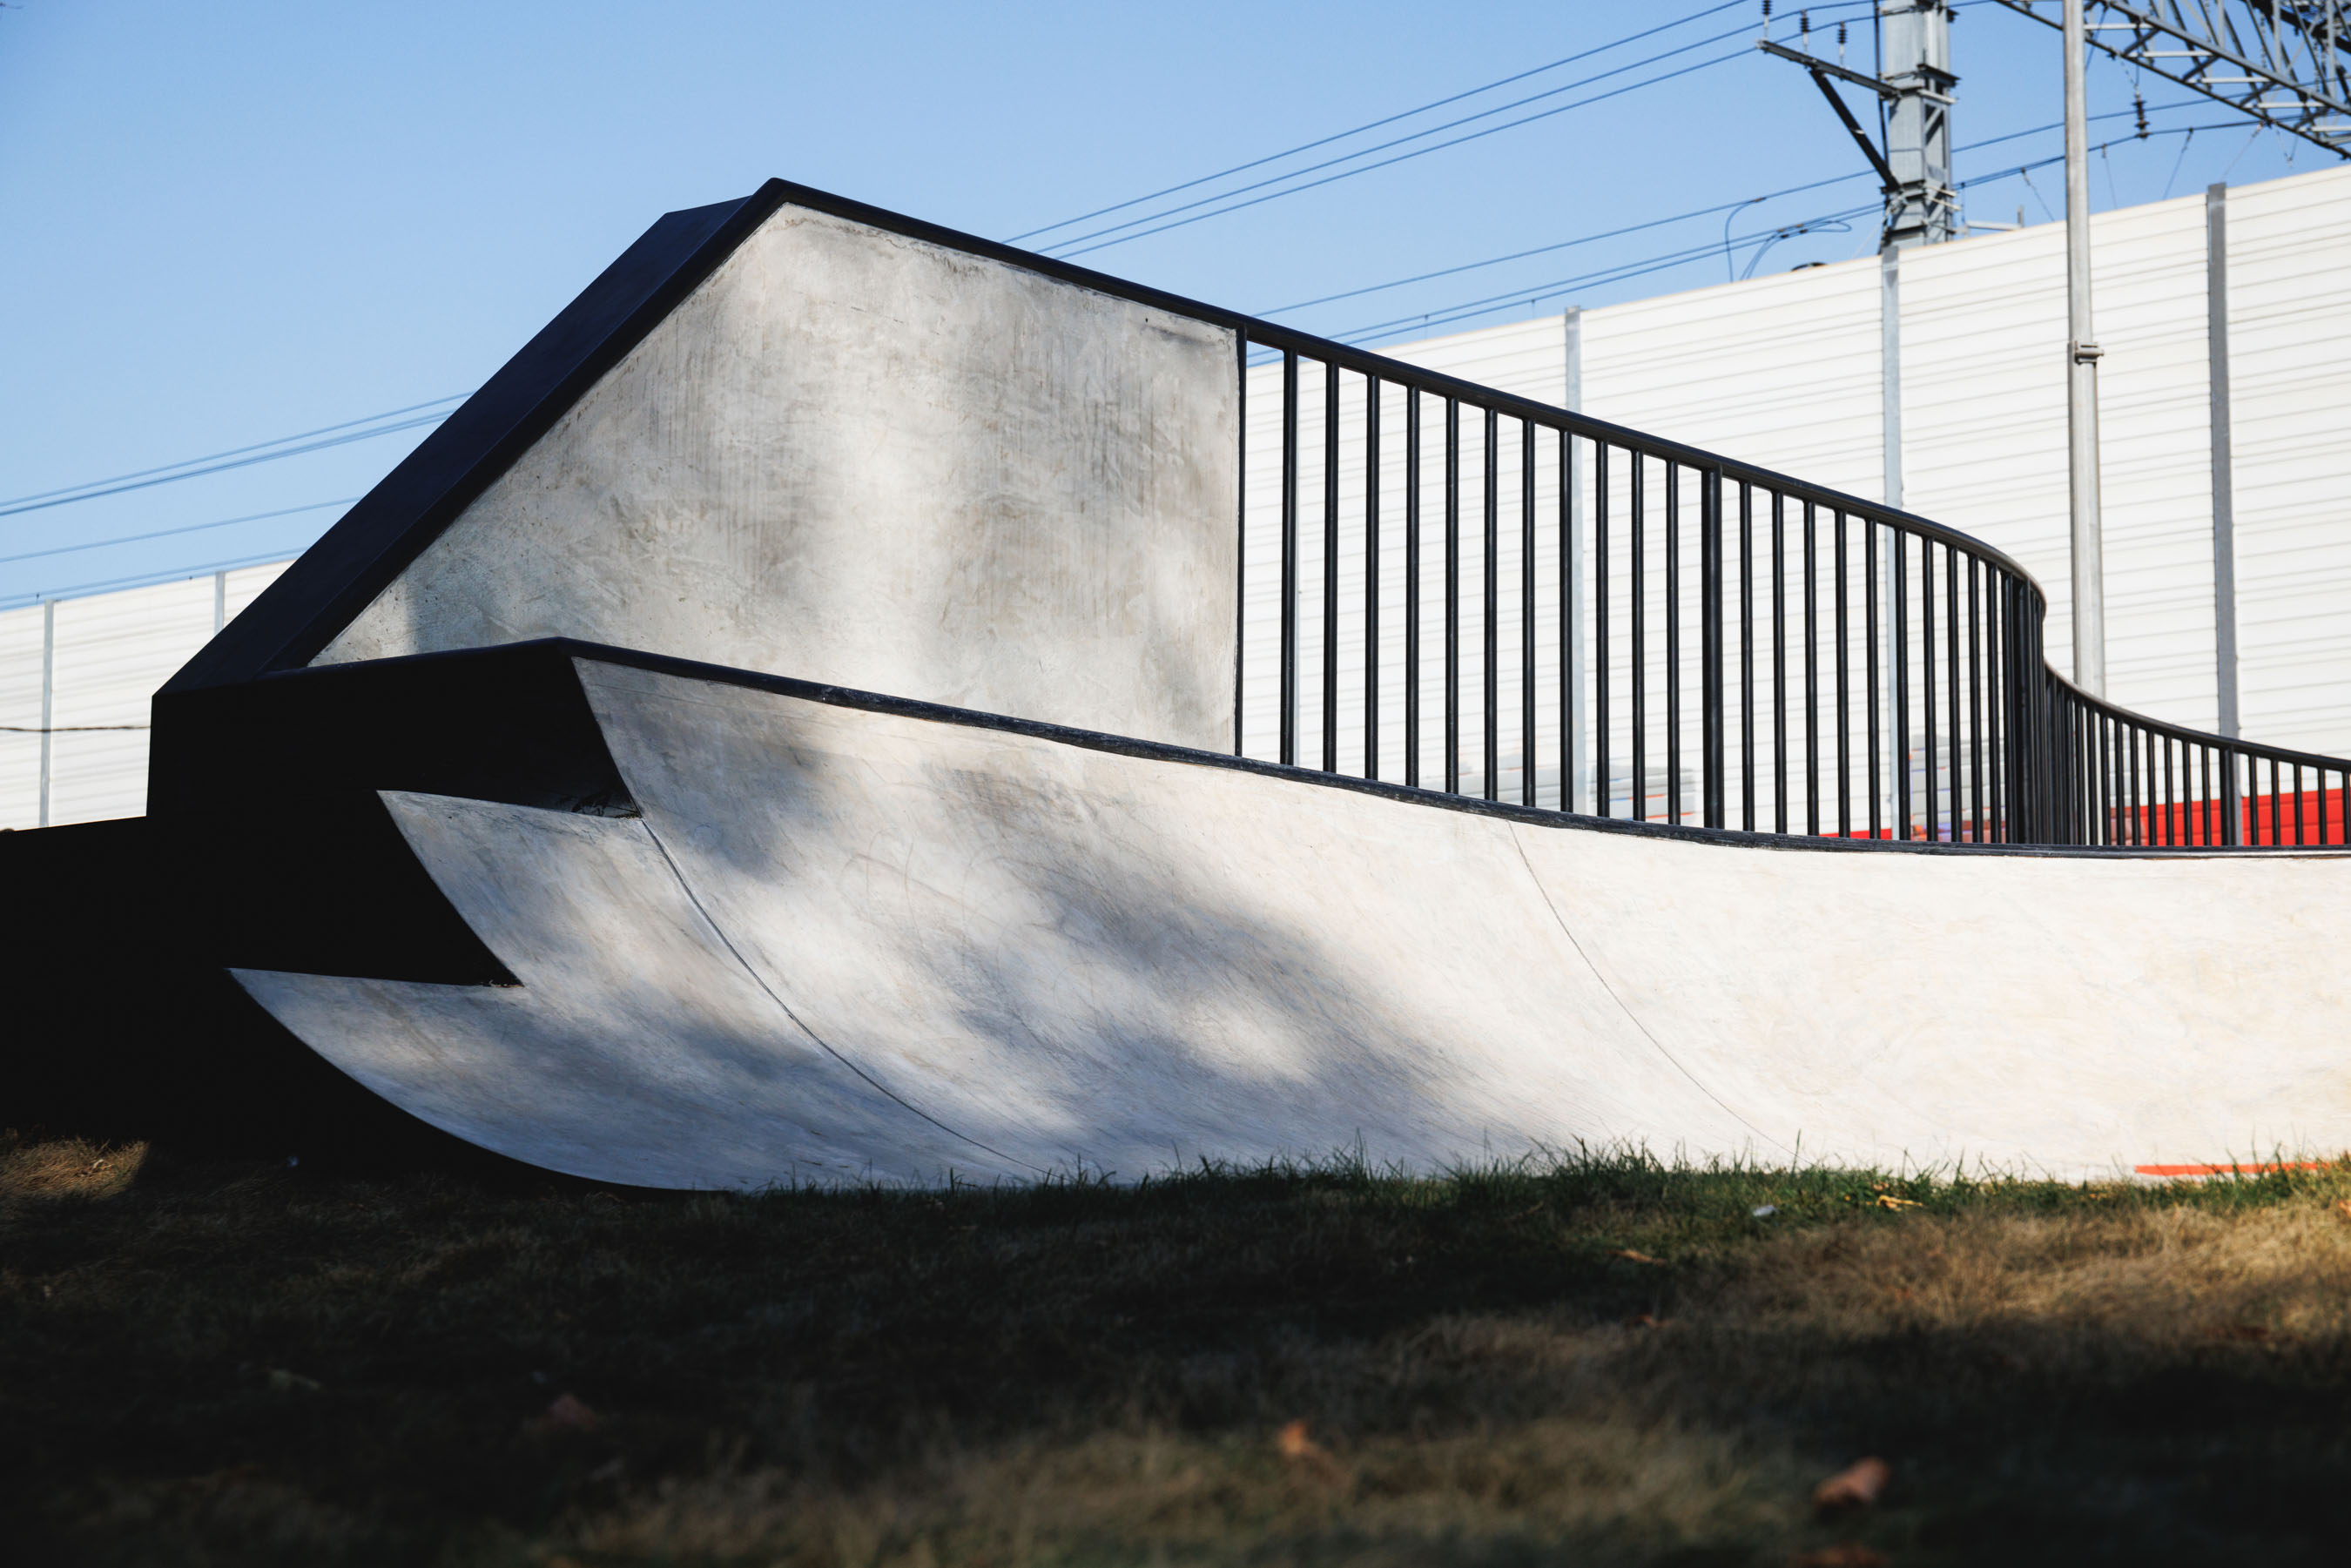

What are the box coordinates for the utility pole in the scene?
[2064,0,2106,697]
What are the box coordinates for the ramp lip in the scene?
[242,637,2351,864]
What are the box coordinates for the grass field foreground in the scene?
[7,1130,2351,1565]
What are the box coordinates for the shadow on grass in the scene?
[8,1134,2351,1565]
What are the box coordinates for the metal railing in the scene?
[1233,322,2350,849]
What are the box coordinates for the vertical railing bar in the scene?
[1945,544,1961,843]
[1595,442,1613,818]
[2199,744,2211,845]
[1279,350,1299,768]
[2106,719,2125,851]
[1740,481,1755,831]
[2131,723,2145,846]
[1834,508,1850,839]
[1405,390,1422,789]
[1772,491,1788,835]
[1322,359,1340,775]
[1637,456,1660,819]
[1997,580,2013,843]
[1893,527,1912,841]
[1698,467,1726,830]
[1364,375,1381,781]
[1667,461,1683,826]
[1865,518,1882,841]
[2223,739,2241,846]
[1800,498,1818,837]
[2296,762,2307,847]
[1483,406,1501,803]
[1967,556,1983,841]
[2270,756,2282,846]
[1921,540,1937,839]
[1558,431,1572,812]
[2153,737,2172,846]
[1521,420,1538,808]
[1445,398,1461,796]
[1234,330,1248,757]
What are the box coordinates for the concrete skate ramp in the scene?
[234,656,2351,1188]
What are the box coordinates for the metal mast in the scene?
[1882,2,1959,246]
[2065,0,2109,697]
[1759,2,1960,248]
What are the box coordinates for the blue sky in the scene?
[0,0,2316,606]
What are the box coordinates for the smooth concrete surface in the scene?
[317,205,1240,751]
[239,659,2351,1188]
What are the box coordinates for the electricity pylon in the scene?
[1988,1,2350,158]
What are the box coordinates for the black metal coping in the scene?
[159,173,2055,700]
[228,637,2351,863]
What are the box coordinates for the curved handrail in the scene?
[1230,315,2350,850]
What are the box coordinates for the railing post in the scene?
[1279,351,1299,767]
[2222,744,2244,845]
[1701,467,1725,829]
[1234,330,1248,757]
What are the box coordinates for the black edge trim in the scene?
[254,638,2351,863]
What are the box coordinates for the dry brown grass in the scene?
[9,1130,2351,1565]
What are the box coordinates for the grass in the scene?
[9,1131,2351,1566]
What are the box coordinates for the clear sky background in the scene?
[0,0,2320,607]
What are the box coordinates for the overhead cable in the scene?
[1006,0,1753,245]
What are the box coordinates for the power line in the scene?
[1262,100,2217,325]
[0,498,355,568]
[1006,0,1754,245]
[0,394,462,515]
[1051,40,1782,260]
[0,408,454,522]
[0,546,300,612]
[1326,201,1885,344]
[1037,10,1848,257]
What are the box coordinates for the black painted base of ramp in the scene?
[0,818,522,1173]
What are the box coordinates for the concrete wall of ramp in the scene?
[235,656,2351,1189]
[315,203,1241,752]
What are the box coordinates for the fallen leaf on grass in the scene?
[526,1394,603,1436]
[1812,1457,1890,1514]
[1791,1546,1889,1567]
[266,1368,322,1394]
[1626,1311,1665,1329]
[1275,1419,1349,1485]
[1609,1248,1666,1265]
[1874,1194,1923,1211]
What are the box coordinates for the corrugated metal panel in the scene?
[0,562,295,826]
[0,602,44,829]
[1582,255,1886,504]
[2224,163,2351,757]
[47,578,215,824]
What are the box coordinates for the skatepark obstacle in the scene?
[14,178,2349,1182]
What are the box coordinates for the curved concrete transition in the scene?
[222,655,2351,1188]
